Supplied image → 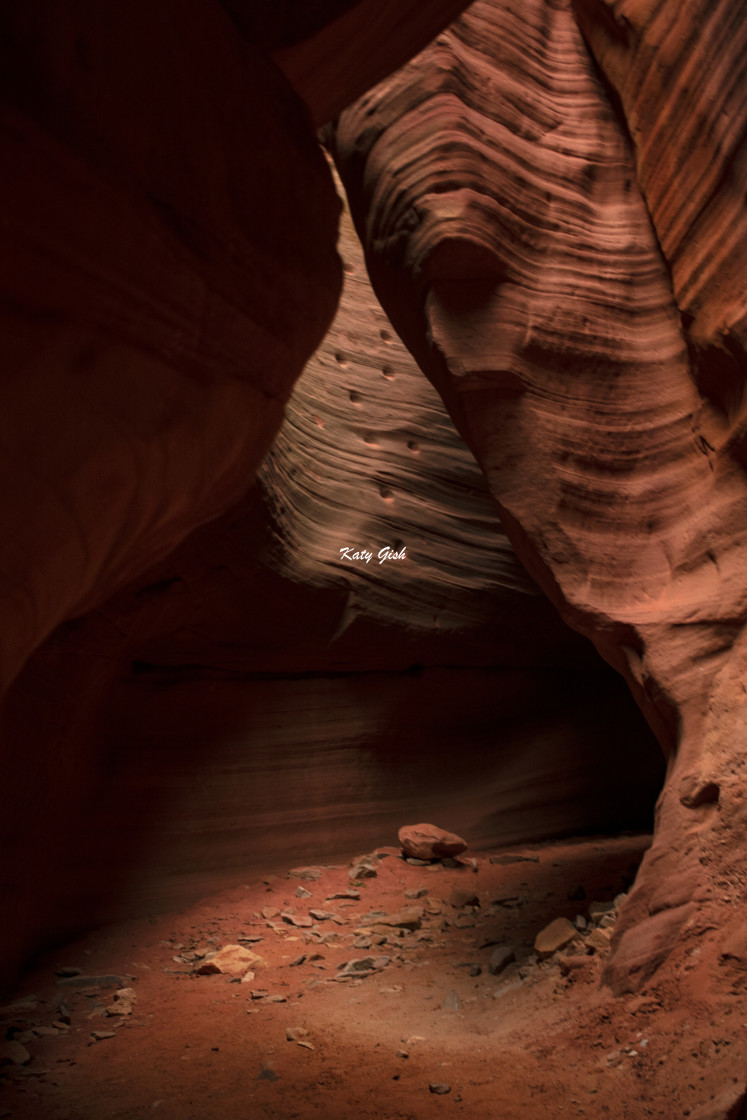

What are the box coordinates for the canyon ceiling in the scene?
[0,0,746,1001]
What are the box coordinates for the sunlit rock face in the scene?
[331,0,747,990]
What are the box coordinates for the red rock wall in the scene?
[331,0,747,990]
[2,0,742,998]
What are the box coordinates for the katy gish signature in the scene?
[339,546,407,565]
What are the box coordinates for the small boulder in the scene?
[534,917,578,960]
[398,824,467,861]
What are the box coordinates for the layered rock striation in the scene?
[332,0,747,990]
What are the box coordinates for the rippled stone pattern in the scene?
[260,182,541,636]
[332,0,747,989]
[573,0,747,403]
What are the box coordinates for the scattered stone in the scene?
[195,945,266,977]
[295,886,312,899]
[489,853,539,865]
[326,890,360,901]
[106,988,137,1017]
[257,1065,280,1081]
[534,918,579,960]
[289,867,323,881]
[488,945,516,976]
[55,966,82,978]
[405,857,431,867]
[574,914,587,931]
[586,928,612,951]
[449,887,479,909]
[429,1082,451,1094]
[90,1031,116,1042]
[441,990,461,1011]
[349,858,378,880]
[249,990,270,1000]
[309,909,337,922]
[286,1026,309,1042]
[0,1041,31,1066]
[398,823,467,862]
[336,955,391,978]
[469,964,482,977]
[405,887,428,900]
[281,910,313,928]
[396,1048,409,1059]
[262,906,280,919]
[372,908,422,931]
[588,901,616,923]
[289,955,307,967]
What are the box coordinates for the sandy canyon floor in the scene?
[1,834,745,1120]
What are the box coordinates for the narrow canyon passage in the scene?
[2,0,747,1117]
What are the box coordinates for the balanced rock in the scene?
[398,823,467,861]
[534,917,578,960]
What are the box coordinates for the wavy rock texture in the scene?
[332,0,747,990]
[0,191,661,989]
[573,0,747,411]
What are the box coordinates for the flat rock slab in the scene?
[398,823,467,861]
[534,918,578,960]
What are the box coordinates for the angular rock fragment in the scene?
[335,955,391,978]
[534,918,578,960]
[349,857,379,880]
[429,1082,451,1094]
[588,901,616,923]
[398,824,467,861]
[194,945,266,977]
[106,987,137,1017]
[586,928,612,951]
[372,908,423,931]
[281,910,314,928]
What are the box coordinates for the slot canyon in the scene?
[1,1,746,1117]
